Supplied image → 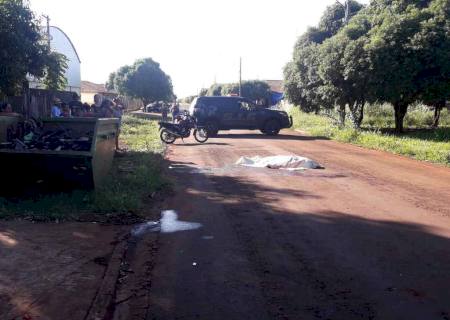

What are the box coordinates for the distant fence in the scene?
[4,88,74,119]
[120,96,143,112]
[4,88,146,118]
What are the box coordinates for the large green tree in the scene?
[284,0,450,132]
[284,0,364,124]
[206,83,223,96]
[0,0,67,96]
[414,0,450,127]
[318,11,374,128]
[364,1,430,132]
[284,41,329,115]
[107,58,174,104]
[221,80,271,102]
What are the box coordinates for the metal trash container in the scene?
[0,114,22,143]
[0,118,119,196]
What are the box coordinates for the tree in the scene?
[284,42,330,115]
[42,51,68,90]
[318,11,374,128]
[182,96,196,104]
[0,0,67,96]
[285,0,450,133]
[414,0,450,127]
[199,88,208,96]
[319,0,364,38]
[365,1,432,132]
[283,1,364,125]
[221,80,271,101]
[207,83,223,96]
[105,72,116,91]
[107,58,173,104]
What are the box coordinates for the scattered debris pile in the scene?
[236,155,323,171]
[0,120,93,152]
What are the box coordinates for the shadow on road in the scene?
[146,158,450,320]
[3,154,449,320]
[216,132,329,141]
[174,142,230,146]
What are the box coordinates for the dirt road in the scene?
[0,222,126,320]
[146,130,450,320]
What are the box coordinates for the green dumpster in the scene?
[0,118,119,196]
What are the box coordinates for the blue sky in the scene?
[30,0,369,98]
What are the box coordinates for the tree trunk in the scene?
[357,102,365,128]
[393,102,408,133]
[349,101,365,129]
[338,104,346,128]
[432,102,444,128]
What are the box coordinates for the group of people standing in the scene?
[50,93,124,120]
[158,102,180,122]
[50,93,125,150]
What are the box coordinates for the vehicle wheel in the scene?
[194,128,209,143]
[160,129,176,144]
[260,129,267,134]
[263,120,280,136]
[206,122,219,137]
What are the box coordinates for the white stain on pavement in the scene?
[160,210,202,233]
[131,210,202,236]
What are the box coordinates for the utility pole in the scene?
[239,57,242,97]
[43,15,51,48]
[336,0,350,24]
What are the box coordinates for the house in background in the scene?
[263,80,284,106]
[29,26,81,94]
[81,81,117,104]
[81,81,143,110]
[264,80,283,94]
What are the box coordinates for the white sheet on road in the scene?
[236,155,322,171]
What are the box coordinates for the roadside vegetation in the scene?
[0,115,170,221]
[284,0,450,133]
[290,106,450,165]
[106,58,174,105]
[181,80,272,104]
[0,0,68,96]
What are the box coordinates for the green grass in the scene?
[290,108,450,166]
[120,115,164,153]
[0,115,170,221]
[363,104,450,129]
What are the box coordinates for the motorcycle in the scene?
[159,112,209,144]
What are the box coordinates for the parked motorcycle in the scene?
[159,112,209,144]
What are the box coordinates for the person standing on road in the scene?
[171,101,180,123]
[162,104,168,121]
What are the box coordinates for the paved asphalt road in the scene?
[145,129,450,320]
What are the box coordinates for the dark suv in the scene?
[189,96,292,135]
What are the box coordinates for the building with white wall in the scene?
[29,26,81,94]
